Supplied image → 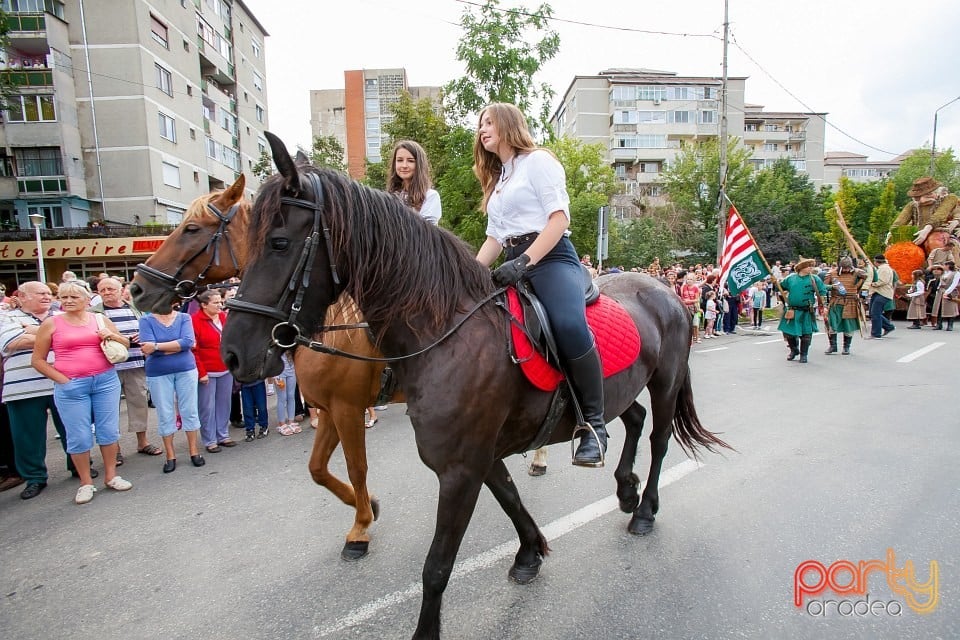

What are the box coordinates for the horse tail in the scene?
[672,363,734,459]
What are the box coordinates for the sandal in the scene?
[291,423,302,434]
[365,418,378,429]
[115,450,124,466]
[137,444,163,456]
[278,424,295,436]
[206,445,222,453]
[310,417,319,429]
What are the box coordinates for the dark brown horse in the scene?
[129,174,389,560]
[221,133,730,640]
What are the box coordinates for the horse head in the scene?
[221,132,342,381]
[130,173,248,313]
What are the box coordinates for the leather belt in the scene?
[503,232,538,248]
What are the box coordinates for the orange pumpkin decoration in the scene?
[885,242,925,283]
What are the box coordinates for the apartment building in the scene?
[550,69,827,217]
[309,68,440,179]
[822,150,904,189]
[0,0,268,284]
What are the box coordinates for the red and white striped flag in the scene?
[719,205,769,295]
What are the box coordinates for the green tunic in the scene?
[778,272,827,336]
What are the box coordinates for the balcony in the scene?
[17,175,67,196]
[0,224,179,241]
[0,68,53,87]
[5,13,46,33]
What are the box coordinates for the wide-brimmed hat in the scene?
[930,264,945,272]
[794,258,816,272]
[908,176,942,197]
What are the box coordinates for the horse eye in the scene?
[184,224,201,233]
[271,237,289,251]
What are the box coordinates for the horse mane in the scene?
[183,192,217,221]
[251,167,496,341]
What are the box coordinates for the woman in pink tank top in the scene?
[32,280,133,505]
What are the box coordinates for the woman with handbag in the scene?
[31,281,132,504]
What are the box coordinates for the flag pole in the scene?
[721,193,787,300]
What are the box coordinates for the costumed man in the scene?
[777,258,827,363]
[889,177,960,260]
[820,256,866,355]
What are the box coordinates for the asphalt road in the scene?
[1,320,956,640]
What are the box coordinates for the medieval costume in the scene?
[890,177,959,246]
[930,262,960,331]
[904,273,927,328]
[777,258,827,363]
[820,256,866,355]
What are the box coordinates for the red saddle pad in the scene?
[506,288,641,391]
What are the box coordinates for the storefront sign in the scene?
[0,236,169,261]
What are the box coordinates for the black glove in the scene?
[492,253,532,287]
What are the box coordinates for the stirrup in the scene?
[570,422,605,468]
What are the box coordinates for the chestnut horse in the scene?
[220,134,731,639]
[129,174,388,560]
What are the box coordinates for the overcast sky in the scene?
[241,0,960,163]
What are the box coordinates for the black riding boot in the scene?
[799,335,811,363]
[566,346,607,468]
[824,333,838,355]
[948,319,955,331]
[785,335,799,361]
[842,335,852,355]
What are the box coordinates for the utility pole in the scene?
[930,95,960,175]
[716,0,730,262]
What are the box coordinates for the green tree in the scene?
[607,215,675,269]
[543,137,617,256]
[865,180,898,256]
[891,148,960,205]
[250,149,273,180]
[302,134,346,172]
[815,177,858,263]
[0,10,13,108]
[443,0,560,137]
[660,138,753,259]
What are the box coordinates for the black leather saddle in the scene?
[515,265,599,367]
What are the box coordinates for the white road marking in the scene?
[695,347,728,353]
[897,342,946,363]
[314,459,704,637]
[754,338,783,344]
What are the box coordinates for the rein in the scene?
[135,201,241,299]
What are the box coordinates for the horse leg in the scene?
[333,403,379,561]
[629,383,676,536]
[614,402,647,514]
[484,459,549,583]
[527,446,548,476]
[306,408,375,560]
[413,469,486,640]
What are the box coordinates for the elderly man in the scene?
[866,255,897,339]
[777,258,827,363]
[94,277,159,461]
[0,282,94,499]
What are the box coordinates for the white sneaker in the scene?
[105,476,132,491]
[75,484,96,504]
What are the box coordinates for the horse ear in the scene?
[265,131,298,191]
[222,173,246,202]
[294,150,310,166]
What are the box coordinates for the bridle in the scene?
[225,171,344,350]
[224,170,502,363]
[135,201,242,299]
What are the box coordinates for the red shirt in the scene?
[191,310,228,378]
[680,283,701,307]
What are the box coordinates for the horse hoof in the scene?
[628,515,655,536]
[341,541,370,561]
[528,464,547,477]
[371,497,380,522]
[508,555,542,584]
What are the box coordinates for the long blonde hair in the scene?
[473,103,537,213]
[386,140,433,211]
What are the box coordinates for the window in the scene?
[640,162,660,173]
[218,109,237,135]
[150,15,169,48]
[5,94,56,122]
[258,137,267,154]
[699,110,717,124]
[159,112,176,141]
[702,87,716,99]
[255,104,264,122]
[671,86,690,100]
[763,124,778,132]
[252,38,262,58]
[637,134,667,148]
[155,63,172,96]
[763,143,778,151]
[611,86,635,101]
[670,110,691,124]
[614,164,627,178]
[637,111,666,123]
[4,0,62,17]
[166,207,184,224]
[745,123,759,131]
[28,204,63,228]
[0,154,13,176]
[162,161,181,188]
[791,159,807,171]
[636,86,667,101]
[14,147,62,176]
[253,71,263,92]
[613,110,639,125]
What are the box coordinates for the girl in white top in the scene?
[473,102,607,468]
[386,140,441,226]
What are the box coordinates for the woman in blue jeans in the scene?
[140,306,204,472]
[31,281,132,504]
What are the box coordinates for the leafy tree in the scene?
[660,137,753,259]
[891,148,960,205]
[0,10,12,108]
[865,180,898,256]
[250,149,273,180]
[543,137,618,256]
[302,135,346,172]
[815,177,858,263]
[607,215,675,269]
[443,0,560,137]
